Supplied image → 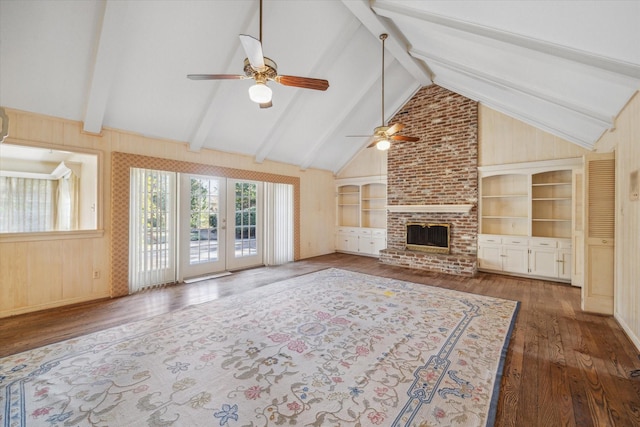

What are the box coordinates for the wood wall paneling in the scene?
[597,92,640,350]
[478,106,590,166]
[28,240,63,306]
[0,108,335,317]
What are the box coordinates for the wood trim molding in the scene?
[386,204,474,213]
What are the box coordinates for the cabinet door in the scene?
[502,245,528,274]
[359,236,385,256]
[346,235,360,253]
[529,247,558,277]
[335,233,348,252]
[557,249,572,280]
[370,236,386,256]
[478,244,503,271]
[336,233,359,253]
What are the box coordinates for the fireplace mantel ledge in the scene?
[386,204,474,213]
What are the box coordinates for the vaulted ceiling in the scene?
[1,1,638,174]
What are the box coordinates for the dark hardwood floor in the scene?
[1,253,639,426]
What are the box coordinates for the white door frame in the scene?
[179,175,264,280]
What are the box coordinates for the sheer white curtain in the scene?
[0,177,54,232]
[55,172,79,230]
[129,168,177,293]
[264,182,294,265]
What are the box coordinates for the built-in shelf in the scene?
[478,158,583,283]
[336,177,387,230]
[479,160,580,238]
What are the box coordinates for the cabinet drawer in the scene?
[531,238,557,248]
[557,239,572,249]
[478,235,502,244]
[337,227,359,235]
[371,229,386,238]
[503,237,529,246]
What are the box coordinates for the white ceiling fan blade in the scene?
[239,34,265,71]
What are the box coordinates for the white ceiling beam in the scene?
[298,60,393,170]
[433,74,598,150]
[341,0,432,85]
[188,7,258,152]
[301,61,421,173]
[331,79,421,175]
[82,1,129,135]
[411,48,615,129]
[373,0,640,80]
[254,16,362,164]
[186,44,245,153]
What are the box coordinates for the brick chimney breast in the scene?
[381,85,479,276]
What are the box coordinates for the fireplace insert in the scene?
[406,223,450,254]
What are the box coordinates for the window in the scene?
[0,142,99,234]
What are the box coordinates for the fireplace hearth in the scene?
[406,223,450,254]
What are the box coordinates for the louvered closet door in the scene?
[582,152,615,314]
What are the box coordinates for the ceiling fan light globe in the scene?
[248,82,272,104]
[376,139,391,151]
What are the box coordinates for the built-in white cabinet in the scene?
[478,235,571,281]
[478,235,528,274]
[335,227,360,253]
[336,227,386,257]
[336,176,387,258]
[529,238,572,280]
[478,158,582,283]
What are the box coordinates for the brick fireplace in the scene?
[380,85,478,276]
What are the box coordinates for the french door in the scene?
[130,168,281,292]
[179,175,262,279]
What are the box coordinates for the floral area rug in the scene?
[0,268,519,427]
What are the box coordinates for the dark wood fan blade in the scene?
[239,34,265,70]
[391,135,420,142]
[275,75,329,91]
[259,101,272,109]
[187,74,246,80]
[386,123,405,135]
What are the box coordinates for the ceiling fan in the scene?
[187,0,329,109]
[349,33,419,150]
